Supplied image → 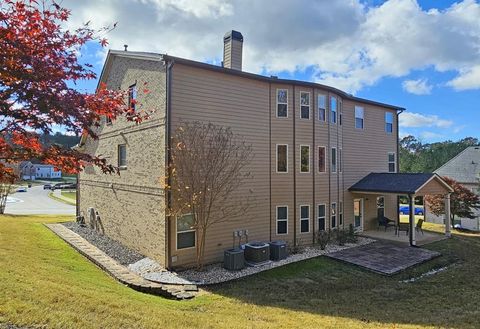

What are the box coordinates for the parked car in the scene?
[399,206,424,215]
[43,184,52,190]
[16,186,27,192]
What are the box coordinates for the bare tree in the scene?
[0,163,19,214]
[167,121,253,269]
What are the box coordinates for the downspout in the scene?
[269,82,272,242]
[293,85,297,247]
[396,108,405,225]
[164,57,174,269]
[312,88,316,244]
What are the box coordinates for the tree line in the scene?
[399,136,479,173]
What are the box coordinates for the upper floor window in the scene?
[277,89,288,118]
[177,214,196,249]
[331,147,337,173]
[300,92,310,119]
[277,144,288,173]
[339,148,343,173]
[318,146,326,173]
[300,145,310,173]
[118,144,127,169]
[318,95,326,122]
[300,205,310,233]
[128,83,137,112]
[330,97,337,124]
[385,112,393,133]
[355,106,364,129]
[339,100,343,125]
[388,152,396,172]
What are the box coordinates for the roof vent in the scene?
[124,44,128,51]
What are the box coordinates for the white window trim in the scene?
[276,205,289,235]
[276,144,289,173]
[300,145,310,173]
[318,94,327,122]
[331,202,337,229]
[330,96,337,124]
[276,89,288,118]
[318,203,326,231]
[318,146,327,174]
[388,152,396,173]
[118,144,127,169]
[299,204,310,234]
[355,106,365,130]
[176,213,196,251]
[300,91,311,120]
[331,147,337,174]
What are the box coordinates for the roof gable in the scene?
[435,146,480,184]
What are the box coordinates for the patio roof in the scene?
[348,173,453,195]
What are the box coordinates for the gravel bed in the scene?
[62,222,145,266]
[129,237,375,286]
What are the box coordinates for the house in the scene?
[426,146,480,231]
[20,162,62,180]
[78,31,453,269]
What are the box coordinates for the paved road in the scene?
[5,185,75,215]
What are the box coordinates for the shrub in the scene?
[316,230,331,250]
[336,229,349,246]
[347,224,358,243]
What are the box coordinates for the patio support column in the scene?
[445,193,452,237]
[408,194,416,246]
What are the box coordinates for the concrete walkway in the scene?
[45,223,197,300]
[326,241,441,275]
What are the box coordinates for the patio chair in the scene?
[416,218,424,235]
[378,216,396,231]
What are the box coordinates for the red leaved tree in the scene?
[425,176,480,227]
[0,0,148,182]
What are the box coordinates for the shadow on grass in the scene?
[206,235,480,329]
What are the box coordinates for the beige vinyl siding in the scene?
[170,63,270,268]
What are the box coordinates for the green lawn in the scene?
[1,215,480,328]
[60,190,76,203]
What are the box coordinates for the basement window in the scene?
[177,214,196,249]
[276,206,288,235]
[277,89,288,118]
[300,205,310,233]
[318,204,326,231]
[331,203,337,228]
[118,144,127,169]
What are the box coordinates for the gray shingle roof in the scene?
[435,146,480,184]
[348,173,436,194]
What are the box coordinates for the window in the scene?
[300,145,310,173]
[318,204,326,231]
[388,152,396,172]
[339,100,343,125]
[118,144,127,168]
[106,115,112,125]
[331,147,337,173]
[331,203,337,228]
[277,89,288,118]
[177,214,196,249]
[339,201,343,226]
[318,95,326,122]
[276,144,288,173]
[385,112,393,133]
[339,148,343,173]
[330,96,337,124]
[128,83,137,111]
[355,106,364,129]
[300,205,310,233]
[318,146,326,173]
[276,206,288,235]
[300,91,310,119]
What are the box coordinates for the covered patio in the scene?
[348,173,454,247]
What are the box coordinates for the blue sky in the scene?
[68,0,480,143]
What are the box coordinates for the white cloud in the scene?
[402,78,433,95]
[419,131,445,141]
[447,65,480,90]
[61,0,480,93]
[400,112,453,128]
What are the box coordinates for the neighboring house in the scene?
[20,162,62,180]
[426,146,480,231]
[78,31,453,269]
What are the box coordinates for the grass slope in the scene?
[0,215,479,329]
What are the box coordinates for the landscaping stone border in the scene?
[45,223,197,300]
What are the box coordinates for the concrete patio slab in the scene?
[326,241,441,275]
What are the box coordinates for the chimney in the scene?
[223,30,243,70]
